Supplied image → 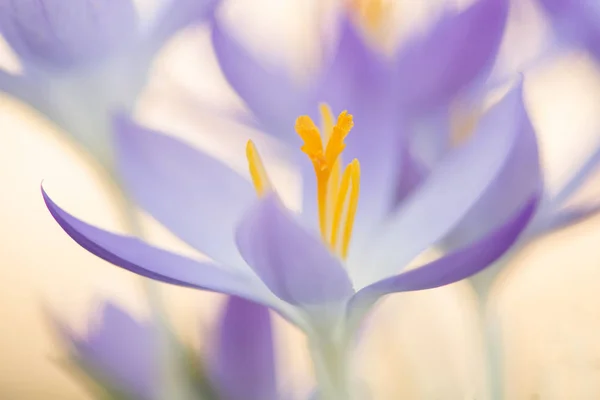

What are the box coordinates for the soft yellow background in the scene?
[1,0,600,398]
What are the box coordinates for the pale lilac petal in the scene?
[538,0,600,59]
[0,69,46,108]
[539,203,600,234]
[59,302,158,400]
[210,297,278,400]
[235,194,354,305]
[394,0,509,112]
[444,83,542,248]
[552,140,600,206]
[349,196,537,320]
[211,17,310,140]
[353,82,525,286]
[0,0,138,69]
[315,15,391,119]
[42,187,268,305]
[145,0,219,52]
[115,116,255,268]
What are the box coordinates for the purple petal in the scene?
[210,297,278,400]
[349,196,537,319]
[235,194,354,305]
[145,0,219,52]
[539,203,600,234]
[115,116,255,269]
[444,82,542,248]
[42,187,267,304]
[211,17,310,140]
[537,0,600,59]
[353,82,525,286]
[53,301,158,399]
[0,0,139,69]
[394,0,509,112]
[316,15,391,119]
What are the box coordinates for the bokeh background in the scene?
[1,0,600,398]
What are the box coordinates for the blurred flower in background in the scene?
[53,296,280,400]
[0,0,218,169]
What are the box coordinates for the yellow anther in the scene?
[295,107,360,259]
[341,160,360,259]
[321,103,342,237]
[330,159,360,259]
[347,0,390,32]
[246,140,271,197]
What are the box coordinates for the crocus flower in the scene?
[54,297,278,400]
[212,0,600,290]
[43,78,536,397]
[0,0,218,168]
[536,0,600,61]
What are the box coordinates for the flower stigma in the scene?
[245,105,361,260]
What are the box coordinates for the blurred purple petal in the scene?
[211,18,310,140]
[236,194,354,305]
[552,139,600,207]
[349,196,537,317]
[537,0,600,59]
[316,15,391,119]
[145,0,219,51]
[394,0,509,112]
[540,203,600,233]
[115,116,255,268]
[56,302,158,399]
[444,82,542,248]
[0,0,138,69]
[211,297,278,400]
[354,82,524,285]
[42,187,268,304]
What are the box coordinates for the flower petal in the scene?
[61,302,158,400]
[537,0,600,59]
[210,297,278,400]
[444,82,542,248]
[42,187,268,305]
[115,116,255,269]
[348,196,537,323]
[211,17,310,140]
[0,0,139,69]
[235,194,354,305]
[352,82,525,286]
[552,139,600,207]
[394,0,509,112]
[144,0,219,53]
[538,203,600,234]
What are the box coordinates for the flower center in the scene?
[245,105,361,260]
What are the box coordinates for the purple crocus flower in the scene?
[0,0,218,167]
[212,0,600,289]
[42,77,536,346]
[54,302,159,399]
[54,297,278,400]
[536,0,600,60]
